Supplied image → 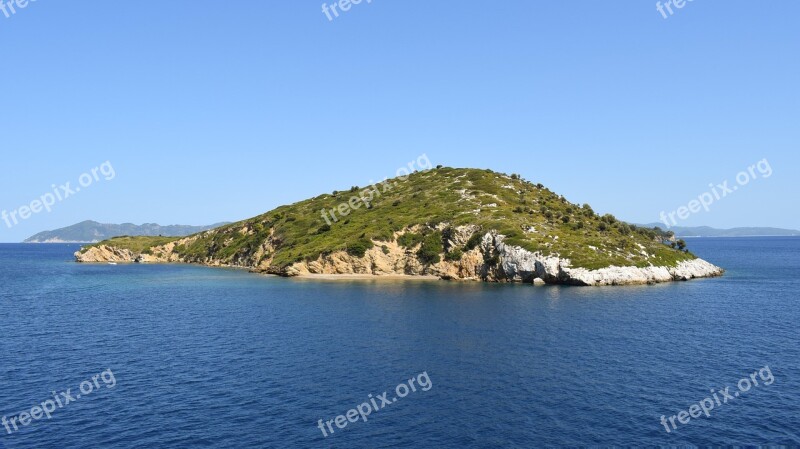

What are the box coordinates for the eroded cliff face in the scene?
[481,233,723,286]
[75,245,140,263]
[75,227,723,286]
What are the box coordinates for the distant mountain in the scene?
[24,220,228,243]
[642,224,800,238]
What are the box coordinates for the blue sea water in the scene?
[0,238,798,448]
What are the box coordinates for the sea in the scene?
[0,237,798,448]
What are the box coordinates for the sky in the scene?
[0,0,798,242]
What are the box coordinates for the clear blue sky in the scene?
[1,1,797,242]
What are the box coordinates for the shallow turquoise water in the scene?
[0,238,798,447]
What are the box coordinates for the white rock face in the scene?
[483,232,724,286]
[669,258,724,281]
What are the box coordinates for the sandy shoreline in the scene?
[291,273,441,281]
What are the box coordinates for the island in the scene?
[75,168,724,286]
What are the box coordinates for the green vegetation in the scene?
[465,232,483,251]
[346,239,374,258]
[416,232,443,265]
[96,236,176,253]
[397,232,424,249]
[84,168,695,270]
[445,248,464,262]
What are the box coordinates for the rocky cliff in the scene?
[76,226,723,286]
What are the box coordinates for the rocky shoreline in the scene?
[75,231,724,287]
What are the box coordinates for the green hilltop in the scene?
[82,167,693,271]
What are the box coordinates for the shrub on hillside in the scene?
[445,248,463,262]
[465,232,483,251]
[398,232,423,248]
[417,232,443,265]
[346,239,374,258]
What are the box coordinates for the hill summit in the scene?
[76,168,723,286]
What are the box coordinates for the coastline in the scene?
[75,236,725,287]
[290,273,441,281]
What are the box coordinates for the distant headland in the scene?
[25,220,228,243]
